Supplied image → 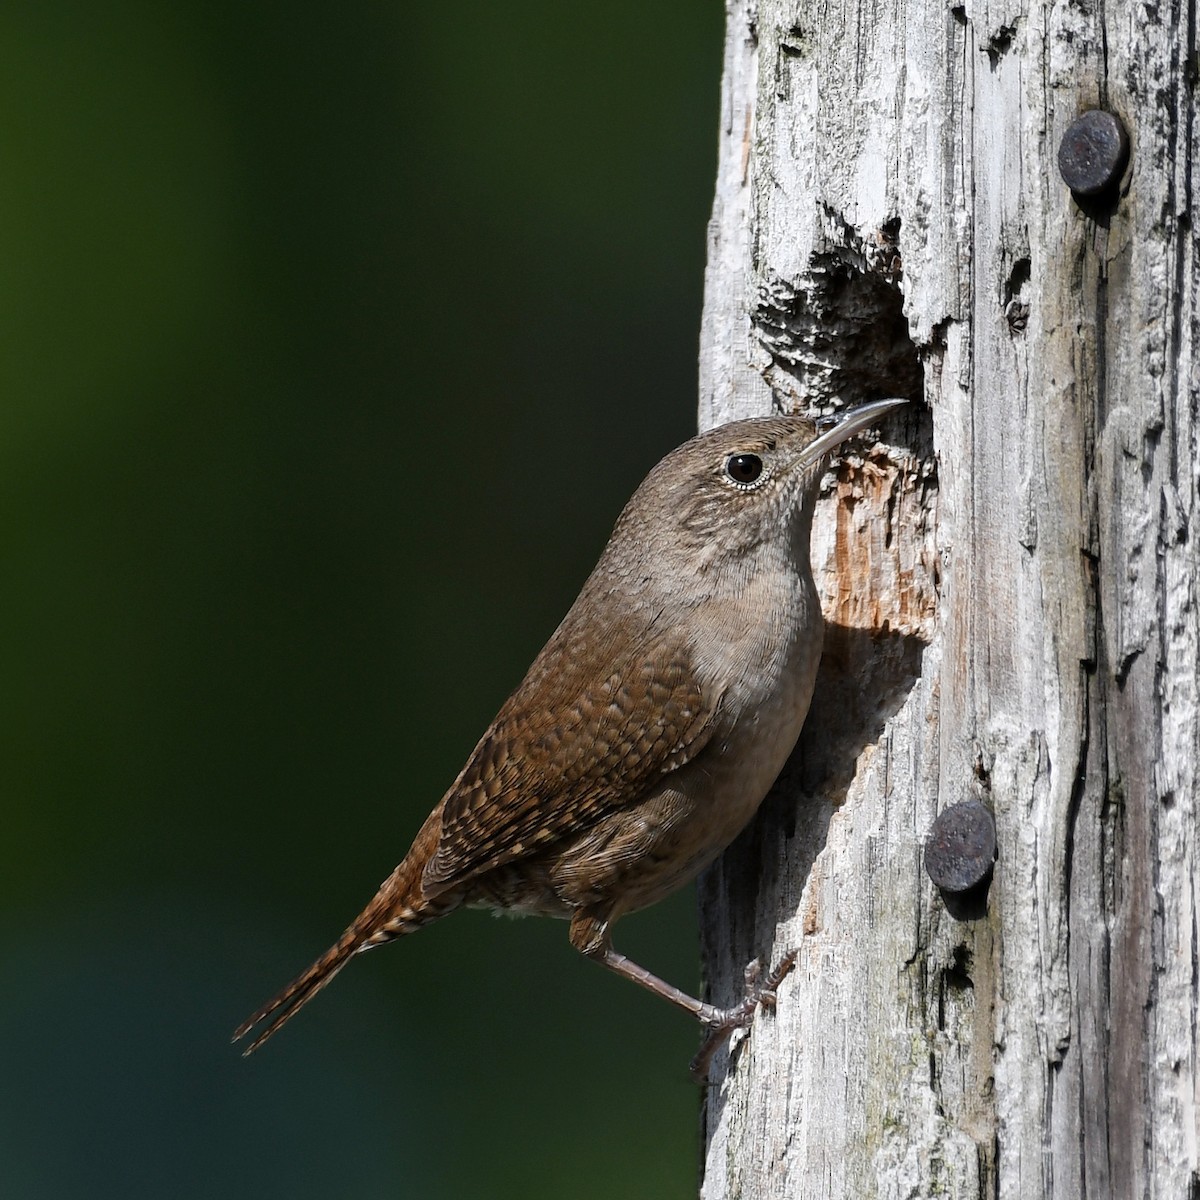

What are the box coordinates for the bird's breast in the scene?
[637,563,824,876]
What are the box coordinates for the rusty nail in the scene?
[1057,110,1130,196]
[924,800,997,893]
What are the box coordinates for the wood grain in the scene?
[697,0,1198,1195]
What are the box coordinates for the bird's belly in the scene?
[548,632,822,915]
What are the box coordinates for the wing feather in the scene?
[422,635,717,894]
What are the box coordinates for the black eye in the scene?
[725,453,764,485]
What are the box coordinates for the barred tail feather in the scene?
[234,814,450,1055]
[231,923,368,1056]
[232,891,431,1056]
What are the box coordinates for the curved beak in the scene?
[799,397,909,467]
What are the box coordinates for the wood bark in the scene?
[696,0,1198,1196]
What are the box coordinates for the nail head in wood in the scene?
[1057,110,1130,196]
[924,800,997,893]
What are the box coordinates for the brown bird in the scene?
[234,399,906,1069]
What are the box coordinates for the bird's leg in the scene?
[569,910,796,1079]
[591,943,719,1020]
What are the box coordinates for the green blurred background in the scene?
[1,3,723,1197]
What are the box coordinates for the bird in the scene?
[234,398,907,1070]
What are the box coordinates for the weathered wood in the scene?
[697,0,1198,1196]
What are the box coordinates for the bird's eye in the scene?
[725,453,764,485]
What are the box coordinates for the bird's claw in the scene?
[689,949,798,1082]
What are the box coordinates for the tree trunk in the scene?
[696,0,1198,1196]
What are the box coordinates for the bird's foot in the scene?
[689,950,797,1083]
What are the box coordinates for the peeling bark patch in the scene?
[824,442,939,639]
[750,219,923,410]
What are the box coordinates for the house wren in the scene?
[234,398,907,1069]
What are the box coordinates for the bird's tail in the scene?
[233,826,447,1055]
